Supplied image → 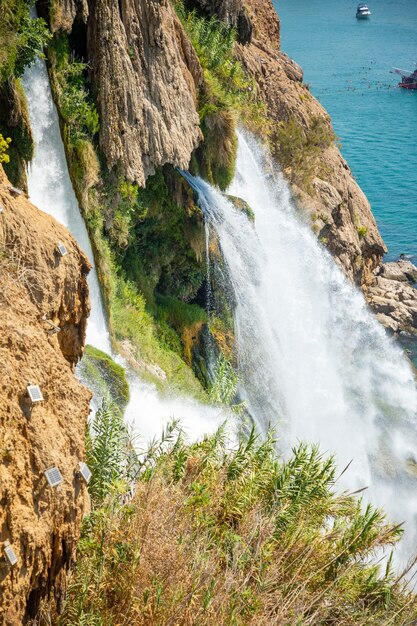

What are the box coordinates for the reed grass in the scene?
[58,406,417,626]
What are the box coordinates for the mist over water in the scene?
[185,131,417,565]
[21,57,224,443]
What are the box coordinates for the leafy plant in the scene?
[0,133,11,163]
[176,1,268,189]
[49,34,99,143]
[0,1,51,82]
[275,115,335,191]
[61,416,416,625]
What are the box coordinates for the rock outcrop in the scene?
[0,167,92,624]
[365,261,417,333]
[85,0,203,185]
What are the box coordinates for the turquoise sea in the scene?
[275,0,417,262]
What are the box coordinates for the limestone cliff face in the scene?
[88,0,202,185]
[0,168,91,624]
[212,0,417,333]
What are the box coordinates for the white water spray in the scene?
[185,131,417,563]
[21,57,224,441]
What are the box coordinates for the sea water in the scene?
[276,0,417,262]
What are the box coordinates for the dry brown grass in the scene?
[57,428,417,626]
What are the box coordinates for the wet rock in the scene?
[226,194,255,222]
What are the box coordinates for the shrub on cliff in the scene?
[275,115,335,191]
[59,414,417,626]
[0,0,51,83]
[176,2,267,190]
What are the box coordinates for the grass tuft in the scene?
[59,411,417,626]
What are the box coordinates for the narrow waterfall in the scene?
[184,131,417,563]
[21,58,111,353]
[21,57,225,441]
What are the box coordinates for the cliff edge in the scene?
[0,167,92,624]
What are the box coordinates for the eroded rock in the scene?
[0,166,91,623]
[365,261,417,334]
[87,0,203,186]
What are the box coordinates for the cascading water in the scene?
[21,57,225,441]
[184,130,417,564]
[21,58,111,354]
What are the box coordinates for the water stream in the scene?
[184,130,417,564]
[21,57,224,444]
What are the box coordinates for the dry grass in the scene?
[0,240,41,304]
[57,425,417,626]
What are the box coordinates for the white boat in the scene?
[356,3,371,18]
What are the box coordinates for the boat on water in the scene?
[391,64,417,90]
[356,3,371,19]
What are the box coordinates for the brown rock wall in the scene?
[0,168,91,624]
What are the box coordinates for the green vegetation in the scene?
[111,278,207,399]
[78,346,130,415]
[0,1,48,185]
[275,115,336,191]
[156,295,208,365]
[49,35,99,145]
[0,133,11,163]
[58,405,417,625]
[226,194,255,222]
[46,35,208,398]
[176,1,268,190]
[85,397,138,507]
[209,354,242,412]
[0,0,51,83]
[357,225,369,239]
[0,78,33,186]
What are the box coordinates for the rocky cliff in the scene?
[46,0,386,283]
[48,0,203,186]
[194,0,386,287]
[38,0,417,339]
[192,0,417,334]
[0,167,91,624]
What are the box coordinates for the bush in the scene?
[49,34,99,144]
[176,2,268,189]
[275,115,335,190]
[60,416,417,625]
[0,133,11,163]
[0,1,51,82]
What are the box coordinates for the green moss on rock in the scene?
[80,345,130,413]
[0,78,33,189]
[226,194,255,222]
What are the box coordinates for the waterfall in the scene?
[21,58,111,354]
[184,130,417,564]
[21,57,225,442]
